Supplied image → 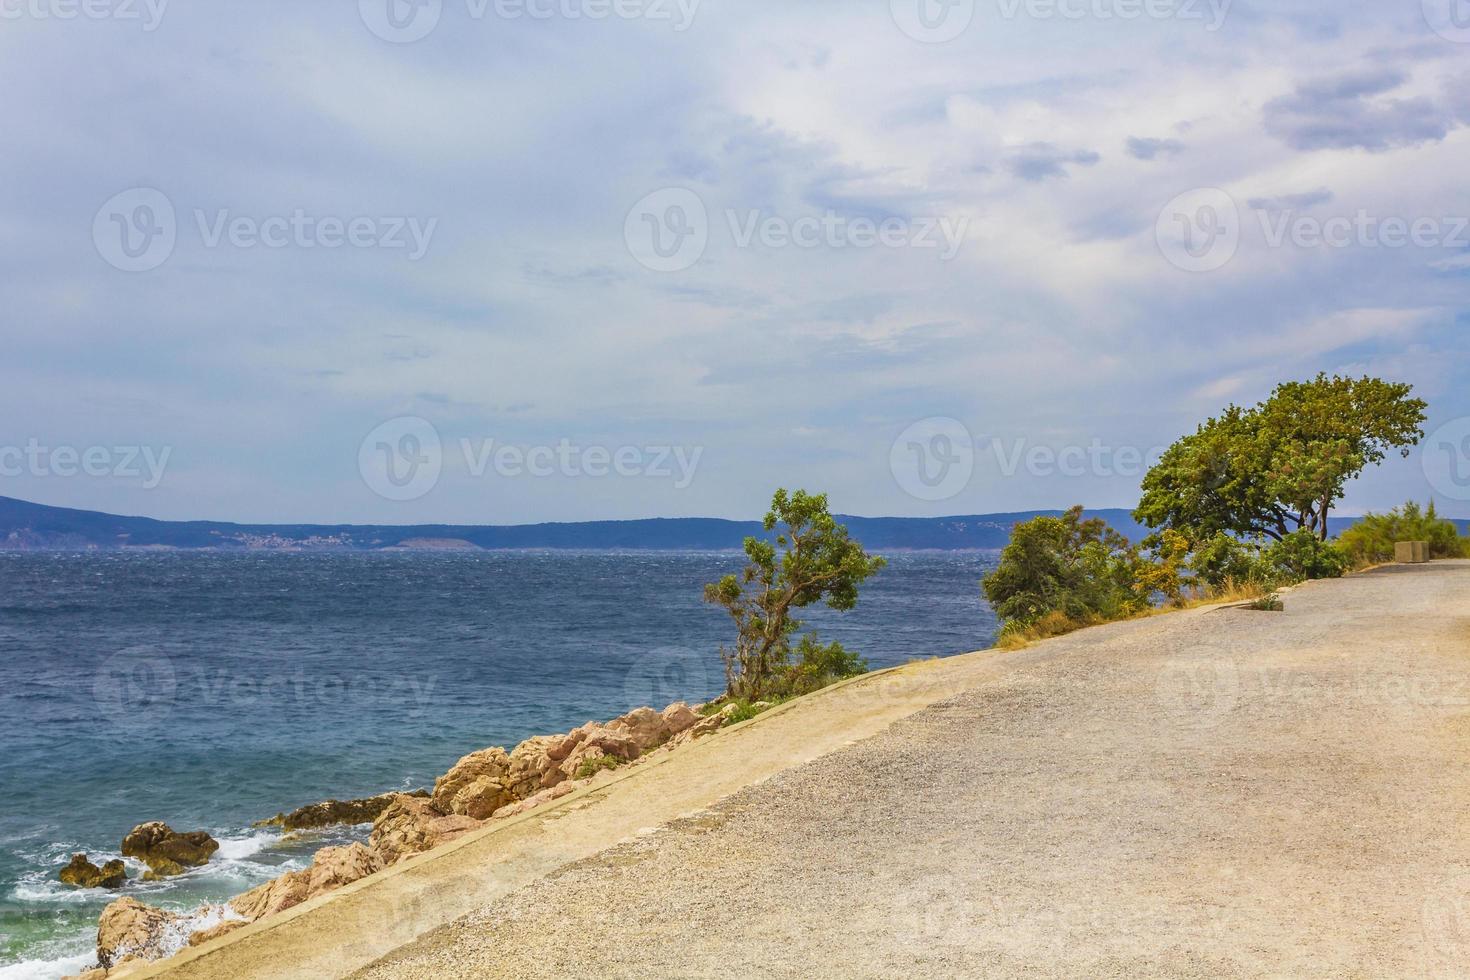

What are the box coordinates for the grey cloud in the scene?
[1126,136,1185,160]
[1263,69,1460,151]
[1245,189,1335,211]
[1006,143,1101,182]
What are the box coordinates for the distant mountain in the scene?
[0,495,1152,552]
[3,496,1457,553]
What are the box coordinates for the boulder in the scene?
[256,790,428,831]
[96,897,185,968]
[120,822,218,878]
[666,703,736,749]
[230,843,382,921]
[506,735,564,797]
[187,918,248,947]
[431,747,513,818]
[491,778,579,820]
[59,854,127,889]
[369,794,481,865]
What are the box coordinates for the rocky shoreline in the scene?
[61,699,735,979]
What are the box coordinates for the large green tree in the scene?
[704,489,885,699]
[1136,375,1426,542]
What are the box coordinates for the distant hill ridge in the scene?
[0,495,1153,551]
[1,495,1454,552]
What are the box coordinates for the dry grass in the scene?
[996,579,1271,650]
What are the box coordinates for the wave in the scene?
[0,949,93,980]
[212,831,279,863]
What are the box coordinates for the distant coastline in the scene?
[0,495,1161,552]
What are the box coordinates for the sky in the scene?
[2,0,1468,525]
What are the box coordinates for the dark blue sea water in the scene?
[0,550,999,978]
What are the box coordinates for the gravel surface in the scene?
[353,562,1470,979]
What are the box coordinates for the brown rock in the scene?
[187,919,248,947]
[120,822,218,878]
[59,854,127,889]
[660,701,701,735]
[506,735,563,797]
[96,897,185,968]
[369,794,481,865]
[256,790,428,831]
[230,843,382,921]
[431,747,513,818]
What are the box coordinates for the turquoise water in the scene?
[0,550,999,977]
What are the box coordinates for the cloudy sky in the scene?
[2,0,1468,524]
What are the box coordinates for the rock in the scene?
[490,779,579,820]
[63,970,108,980]
[230,843,382,921]
[369,794,481,865]
[228,870,307,921]
[59,854,127,889]
[120,822,218,878]
[661,701,701,734]
[96,897,185,968]
[506,735,564,798]
[187,919,248,947]
[667,703,736,749]
[431,747,513,818]
[256,790,428,831]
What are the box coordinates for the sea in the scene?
[0,550,1000,978]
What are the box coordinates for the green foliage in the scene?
[704,489,885,700]
[1263,529,1349,581]
[573,754,626,779]
[1337,501,1468,566]
[783,633,869,696]
[1134,527,1190,605]
[982,506,1150,631]
[1187,531,1266,590]
[1136,375,1426,543]
[1247,593,1284,612]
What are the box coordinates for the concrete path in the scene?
[350,562,1470,979]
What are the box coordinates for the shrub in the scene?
[781,634,868,697]
[1188,532,1267,590]
[704,489,884,699]
[1336,501,1468,567]
[573,754,626,779]
[982,507,1150,631]
[1263,529,1349,582]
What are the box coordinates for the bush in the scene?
[1188,532,1267,590]
[1336,501,1467,567]
[781,634,868,697]
[1263,530,1349,582]
[983,507,1149,631]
